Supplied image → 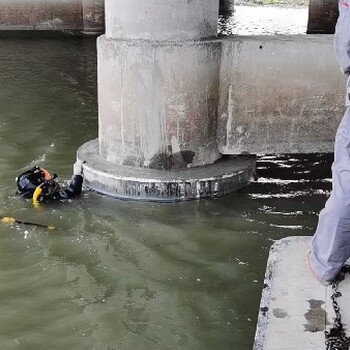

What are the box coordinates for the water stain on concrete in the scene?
[148,150,195,170]
[273,308,288,318]
[304,299,329,333]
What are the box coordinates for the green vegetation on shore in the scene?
[236,0,308,6]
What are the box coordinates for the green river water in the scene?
[0,33,332,350]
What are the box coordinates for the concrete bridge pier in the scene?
[307,0,338,34]
[81,0,105,34]
[76,0,255,201]
[219,0,234,17]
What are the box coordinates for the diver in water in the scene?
[16,164,83,205]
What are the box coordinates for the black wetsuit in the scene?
[17,165,83,202]
[38,175,83,202]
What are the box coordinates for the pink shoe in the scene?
[305,252,330,286]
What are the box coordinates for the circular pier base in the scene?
[77,139,256,202]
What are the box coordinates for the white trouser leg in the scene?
[311,107,350,281]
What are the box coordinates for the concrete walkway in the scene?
[253,236,350,350]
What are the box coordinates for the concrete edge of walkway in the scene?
[253,236,312,350]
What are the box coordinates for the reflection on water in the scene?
[0,34,331,349]
[219,5,309,35]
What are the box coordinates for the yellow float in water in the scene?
[32,185,43,207]
[0,216,55,230]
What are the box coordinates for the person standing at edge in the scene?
[308,0,350,284]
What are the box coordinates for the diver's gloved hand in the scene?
[42,175,60,194]
[46,174,57,186]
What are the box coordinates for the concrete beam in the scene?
[217,35,345,155]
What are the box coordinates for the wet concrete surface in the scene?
[254,237,350,350]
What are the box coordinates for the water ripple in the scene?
[218,5,308,35]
